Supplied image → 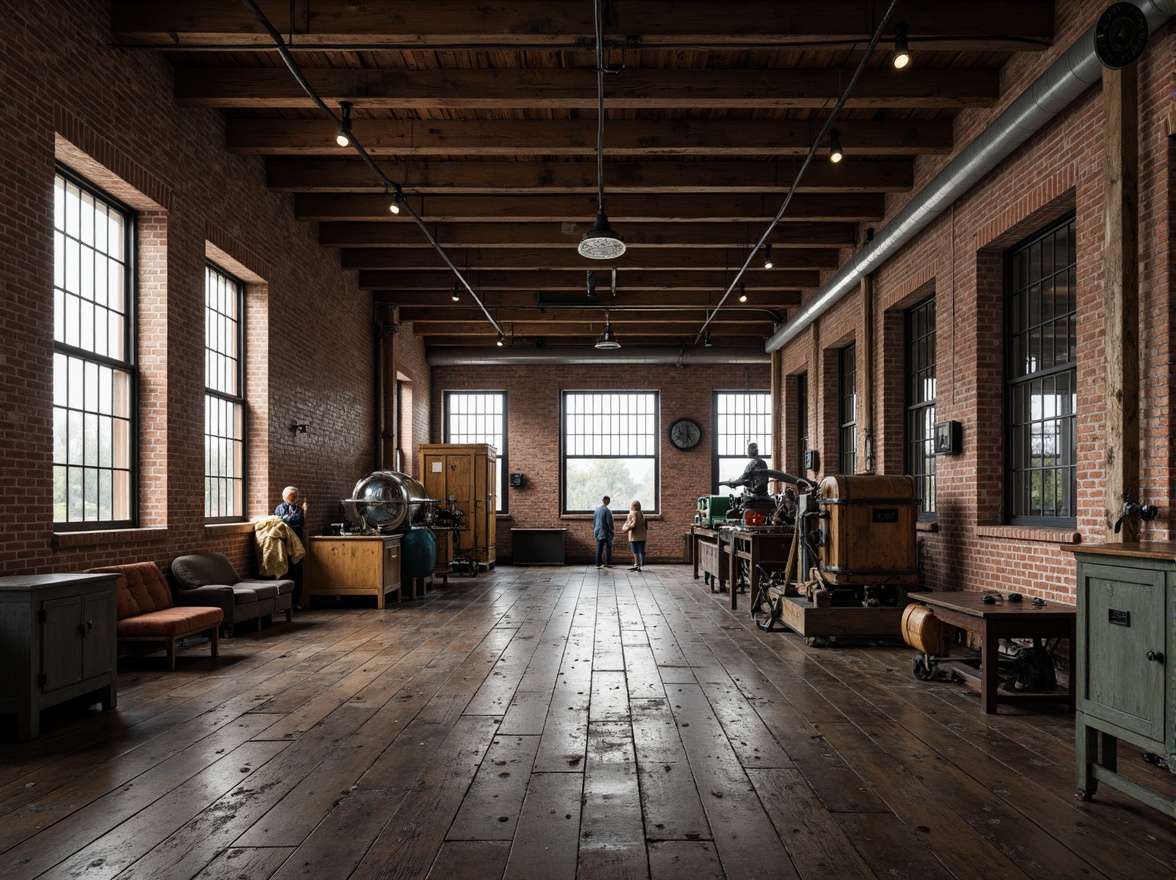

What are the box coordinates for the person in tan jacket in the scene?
[620,499,648,571]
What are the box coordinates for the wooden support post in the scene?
[771,346,782,484]
[1102,66,1140,540]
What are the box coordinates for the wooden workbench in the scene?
[916,590,1076,714]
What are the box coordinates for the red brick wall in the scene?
[0,1,379,577]
[772,2,1174,602]
[429,362,770,563]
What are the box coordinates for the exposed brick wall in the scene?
[771,3,1174,602]
[429,362,770,563]
[0,1,377,577]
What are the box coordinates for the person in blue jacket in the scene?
[275,485,308,608]
[593,495,614,569]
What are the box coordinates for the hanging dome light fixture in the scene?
[578,0,625,260]
[595,311,622,349]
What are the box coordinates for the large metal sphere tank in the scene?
[349,471,433,533]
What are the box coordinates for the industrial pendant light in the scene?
[892,23,911,70]
[595,312,621,349]
[335,101,353,147]
[579,0,625,260]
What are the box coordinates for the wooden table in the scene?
[916,590,1076,714]
[723,528,795,611]
[690,526,726,592]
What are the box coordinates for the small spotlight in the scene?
[586,270,596,298]
[892,23,911,70]
[829,129,843,164]
[389,190,401,215]
[496,332,505,347]
[703,331,713,348]
[335,102,353,147]
[451,282,460,302]
[738,283,748,303]
[763,243,773,269]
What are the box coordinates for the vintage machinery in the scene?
[694,495,731,528]
[342,471,438,578]
[750,474,923,643]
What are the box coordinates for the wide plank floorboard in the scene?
[1,565,1171,879]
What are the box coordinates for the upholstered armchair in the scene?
[170,552,294,634]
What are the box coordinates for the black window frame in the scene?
[443,390,509,514]
[839,343,857,475]
[711,390,772,495]
[905,296,937,520]
[796,372,809,476]
[1005,214,1077,527]
[204,262,247,523]
[52,166,138,530]
[560,391,659,515]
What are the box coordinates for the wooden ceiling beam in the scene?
[398,307,781,324]
[380,290,801,309]
[267,157,914,194]
[321,221,856,248]
[341,247,839,271]
[227,118,953,157]
[177,68,1000,110]
[409,320,777,337]
[360,269,817,290]
[112,1,1054,50]
[298,193,883,223]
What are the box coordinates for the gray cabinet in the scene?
[1069,543,1174,817]
[0,573,118,740]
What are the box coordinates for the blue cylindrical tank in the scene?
[402,527,437,578]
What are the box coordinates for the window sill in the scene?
[206,521,255,537]
[53,527,168,549]
[916,520,938,533]
[975,524,1081,544]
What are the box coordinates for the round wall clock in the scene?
[669,418,702,450]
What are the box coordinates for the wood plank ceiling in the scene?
[110,1,1056,351]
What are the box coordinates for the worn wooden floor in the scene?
[1,565,1172,880]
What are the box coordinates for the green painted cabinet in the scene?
[1069,543,1175,817]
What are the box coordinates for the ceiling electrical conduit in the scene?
[765,0,1175,353]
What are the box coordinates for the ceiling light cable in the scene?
[578,0,625,260]
[693,0,902,346]
[239,0,504,339]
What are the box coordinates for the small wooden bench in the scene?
[88,562,223,671]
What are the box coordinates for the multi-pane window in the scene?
[713,391,772,494]
[839,343,857,475]
[205,264,245,520]
[53,170,135,527]
[796,372,809,476]
[445,391,507,513]
[562,392,658,513]
[1007,216,1077,525]
[905,297,937,518]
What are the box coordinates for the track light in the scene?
[738,283,748,303]
[335,102,353,147]
[595,313,621,349]
[763,243,773,269]
[829,129,843,164]
[496,332,505,347]
[703,331,713,348]
[586,270,596,298]
[892,23,911,70]
[389,189,401,215]
[451,282,460,302]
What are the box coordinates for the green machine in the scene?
[694,495,731,528]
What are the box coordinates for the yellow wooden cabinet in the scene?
[419,443,497,569]
[306,535,401,609]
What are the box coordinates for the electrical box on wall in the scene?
[509,472,524,488]
[804,450,819,472]
[933,420,962,455]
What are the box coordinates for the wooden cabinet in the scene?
[0,573,118,740]
[307,535,401,609]
[419,443,497,569]
[1068,543,1175,817]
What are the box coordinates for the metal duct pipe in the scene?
[765,0,1175,352]
[427,346,770,367]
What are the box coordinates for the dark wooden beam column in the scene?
[1102,66,1139,540]
[858,274,876,474]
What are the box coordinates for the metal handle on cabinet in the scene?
[1145,650,1164,663]
[78,620,93,636]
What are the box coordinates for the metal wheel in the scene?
[912,655,934,681]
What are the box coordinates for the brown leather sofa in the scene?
[87,561,223,671]
[170,552,294,635]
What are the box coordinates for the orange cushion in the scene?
[88,562,175,620]
[117,606,223,638]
